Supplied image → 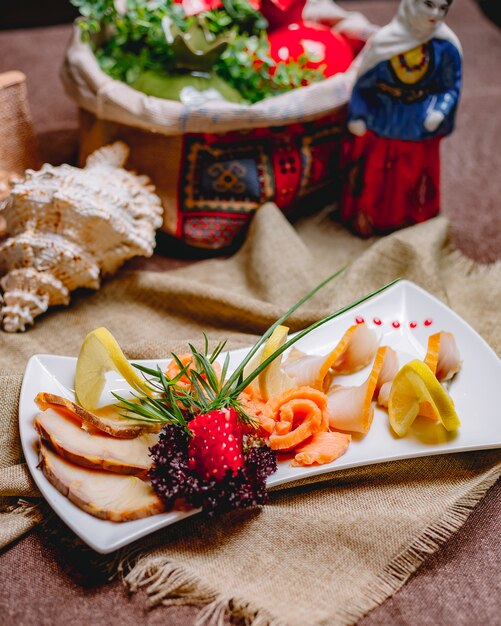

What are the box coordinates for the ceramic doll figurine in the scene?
[341,0,462,237]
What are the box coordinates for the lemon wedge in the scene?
[75,327,151,410]
[258,325,296,401]
[388,359,460,437]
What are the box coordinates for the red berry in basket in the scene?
[188,408,245,482]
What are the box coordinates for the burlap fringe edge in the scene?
[120,467,499,626]
[3,498,43,523]
[445,247,501,278]
[124,556,287,626]
[337,466,501,625]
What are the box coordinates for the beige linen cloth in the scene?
[1,204,500,625]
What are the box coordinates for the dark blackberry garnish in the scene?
[149,425,195,509]
[148,425,277,515]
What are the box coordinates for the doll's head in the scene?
[399,0,453,38]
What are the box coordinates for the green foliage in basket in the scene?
[215,34,322,103]
[71,0,324,103]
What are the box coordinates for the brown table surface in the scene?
[1,1,500,624]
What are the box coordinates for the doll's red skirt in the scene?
[341,130,441,237]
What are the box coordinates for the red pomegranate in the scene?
[267,20,354,77]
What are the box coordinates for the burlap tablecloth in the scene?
[1,203,499,625]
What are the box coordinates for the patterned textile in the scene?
[177,113,344,248]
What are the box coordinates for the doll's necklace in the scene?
[398,45,430,73]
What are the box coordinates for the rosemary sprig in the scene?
[113,361,193,432]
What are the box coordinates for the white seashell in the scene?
[0,141,163,332]
[84,141,129,169]
[0,268,70,332]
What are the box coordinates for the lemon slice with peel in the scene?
[388,359,460,437]
[258,325,295,401]
[75,327,151,410]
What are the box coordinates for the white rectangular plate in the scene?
[19,280,501,553]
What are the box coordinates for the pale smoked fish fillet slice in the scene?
[327,346,394,434]
[35,392,161,438]
[424,331,461,381]
[281,325,380,392]
[35,408,158,476]
[39,443,164,522]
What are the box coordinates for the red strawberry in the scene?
[187,408,245,482]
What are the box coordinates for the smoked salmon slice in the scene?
[265,386,329,451]
[165,353,222,392]
[291,431,351,467]
[239,384,275,435]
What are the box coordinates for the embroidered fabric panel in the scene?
[177,114,344,249]
[182,214,250,249]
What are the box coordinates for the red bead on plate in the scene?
[424,319,433,327]
[409,321,418,329]
[355,317,365,324]
[373,317,382,325]
[392,321,400,329]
